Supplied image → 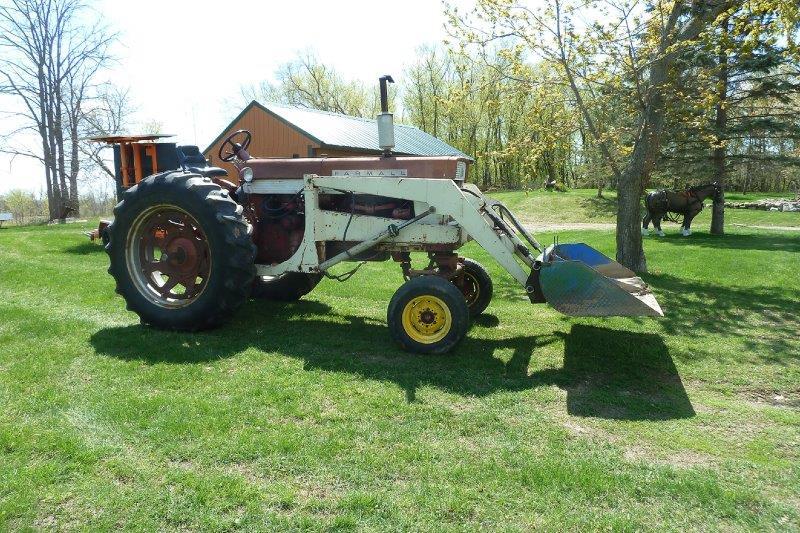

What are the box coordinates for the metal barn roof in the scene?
[207,101,472,160]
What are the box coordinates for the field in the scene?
[491,188,800,228]
[1,191,798,530]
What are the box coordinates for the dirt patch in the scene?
[168,459,195,471]
[623,446,714,469]
[559,414,716,469]
[740,389,800,409]
[524,222,616,232]
[520,221,799,232]
[33,496,81,530]
[731,224,800,232]
[562,419,612,439]
[225,462,268,486]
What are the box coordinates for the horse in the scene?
[642,182,722,236]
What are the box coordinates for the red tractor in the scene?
[97,78,661,353]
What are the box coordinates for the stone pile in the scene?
[725,198,800,212]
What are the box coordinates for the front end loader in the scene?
[101,77,662,354]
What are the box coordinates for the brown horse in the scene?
[642,182,721,236]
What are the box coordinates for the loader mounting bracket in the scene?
[525,267,547,304]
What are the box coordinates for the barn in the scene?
[203,101,471,176]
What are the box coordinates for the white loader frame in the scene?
[249,174,538,289]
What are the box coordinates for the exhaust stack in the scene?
[377,75,395,157]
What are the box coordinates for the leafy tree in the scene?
[448,0,738,271]
[1,188,44,224]
[659,3,800,233]
[242,52,392,118]
[403,45,580,190]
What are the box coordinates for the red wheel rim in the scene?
[456,271,480,306]
[126,206,211,308]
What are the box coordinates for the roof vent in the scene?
[377,75,395,157]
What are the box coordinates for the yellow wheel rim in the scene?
[401,295,452,344]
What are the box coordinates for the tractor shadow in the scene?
[63,242,104,255]
[90,301,693,420]
[557,325,694,420]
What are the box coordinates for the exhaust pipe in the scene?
[377,75,395,157]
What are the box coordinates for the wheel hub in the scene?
[419,309,437,325]
[126,206,211,308]
[456,272,480,305]
[401,295,452,344]
[166,237,199,273]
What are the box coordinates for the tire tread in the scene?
[107,171,256,331]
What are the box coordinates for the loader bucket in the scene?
[537,243,663,317]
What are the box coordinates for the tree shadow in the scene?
[90,302,692,420]
[645,273,799,360]
[579,195,617,219]
[651,232,800,253]
[63,242,104,255]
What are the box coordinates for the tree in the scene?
[447,0,734,271]
[79,85,133,182]
[658,4,800,234]
[1,188,44,223]
[404,45,452,139]
[0,0,114,220]
[242,52,390,118]
[403,45,581,190]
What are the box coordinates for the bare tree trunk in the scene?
[69,119,79,215]
[56,107,70,218]
[710,18,729,236]
[46,98,64,219]
[617,142,649,272]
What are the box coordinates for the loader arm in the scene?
[258,174,662,318]
[312,175,535,288]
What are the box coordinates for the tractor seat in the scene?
[176,145,228,179]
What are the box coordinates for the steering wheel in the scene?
[218,129,252,162]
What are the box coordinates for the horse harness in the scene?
[680,190,705,209]
[647,188,705,223]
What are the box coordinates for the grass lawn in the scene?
[491,188,800,228]
[1,194,798,530]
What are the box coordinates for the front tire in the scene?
[387,276,470,354]
[107,172,256,331]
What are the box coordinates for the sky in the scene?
[0,0,455,193]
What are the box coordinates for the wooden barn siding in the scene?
[204,106,321,178]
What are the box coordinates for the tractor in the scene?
[98,77,662,354]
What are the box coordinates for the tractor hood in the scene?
[241,155,470,182]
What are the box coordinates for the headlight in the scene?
[240,166,254,183]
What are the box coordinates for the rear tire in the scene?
[107,171,256,331]
[388,276,469,354]
[251,272,322,302]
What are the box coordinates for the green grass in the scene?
[491,188,800,228]
[1,207,799,530]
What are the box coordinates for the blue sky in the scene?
[0,0,454,193]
